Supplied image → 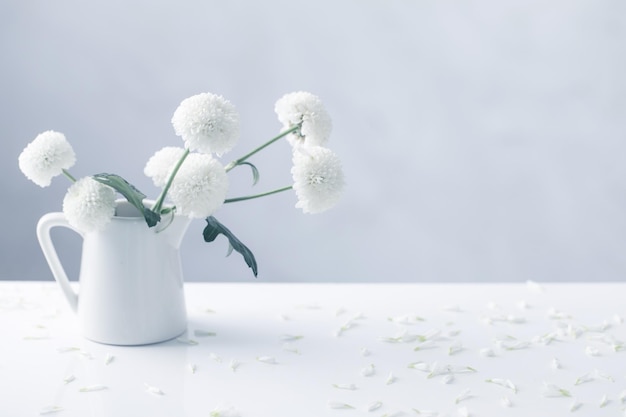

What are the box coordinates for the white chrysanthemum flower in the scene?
[18,130,76,187]
[144,146,186,187]
[62,177,116,233]
[291,146,344,214]
[168,153,228,218]
[275,91,332,147]
[171,92,240,156]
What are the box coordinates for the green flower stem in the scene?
[152,148,190,213]
[224,185,293,204]
[225,124,301,172]
[62,169,76,182]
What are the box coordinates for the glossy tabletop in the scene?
[1,281,625,417]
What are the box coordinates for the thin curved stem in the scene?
[225,124,301,172]
[62,169,76,182]
[224,185,293,204]
[152,148,190,213]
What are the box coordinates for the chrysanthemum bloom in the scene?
[167,153,229,218]
[171,92,240,156]
[144,146,186,187]
[18,131,76,187]
[291,146,344,214]
[62,177,116,233]
[275,91,332,148]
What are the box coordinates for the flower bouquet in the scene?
[19,91,345,277]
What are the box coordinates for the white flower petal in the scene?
[256,356,278,364]
[291,146,344,214]
[144,147,186,187]
[194,329,216,337]
[360,363,375,377]
[412,409,439,416]
[172,92,240,156]
[448,341,463,355]
[455,388,472,404]
[599,394,609,408]
[168,153,228,219]
[457,406,469,417]
[210,405,241,417]
[367,401,382,412]
[332,383,358,390]
[79,385,108,392]
[569,399,583,412]
[541,382,571,398]
[328,401,355,410]
[39,405,64,415]
[19,131,76,187]
[280,334,303,341]
[62,177,116,233]
[229,359,241,372]
[275,91,332,147]
[144,383,165,396]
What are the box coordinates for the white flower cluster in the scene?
[275,92,344,214]
[62,177,116,233]
[18,131,76,187]
[18,131,116,232]
[19,90,344,237]
[171,92,240,156]
[144,146,230,219]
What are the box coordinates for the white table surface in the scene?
[1,281,625,417]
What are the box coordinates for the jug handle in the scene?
[36,212,81,313]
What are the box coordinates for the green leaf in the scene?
[240,161,260,186]
[92,173,161,227]
[203,216,258,277]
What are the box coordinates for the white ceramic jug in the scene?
[36,201,191,345]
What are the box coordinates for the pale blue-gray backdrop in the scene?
[2,0,625,282]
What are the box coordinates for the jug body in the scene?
[37,201,191,345]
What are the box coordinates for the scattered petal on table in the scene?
[229,359,241,372]
[176,337,198,345]
[569,399,583,412]
[281,334,303,341]
[256,356,278,364]
[599,394,609,408]
[328,401,355,409]
[367,401,382,412]
[501,396,512,408]
[79,385,108,392]
[360,363,375,377]
[210,405,241,417]
[194,329,217,337]
[332,383,358,390]
[144,383,165,396]
[541,382,571,398]
[39,405,64,415]
[455,388,473,404]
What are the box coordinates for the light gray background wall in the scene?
[2,0,625,283]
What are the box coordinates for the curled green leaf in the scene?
[92,173,160,227]
[203,216,258,277]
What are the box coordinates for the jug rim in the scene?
[113,199,174,220]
